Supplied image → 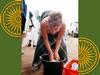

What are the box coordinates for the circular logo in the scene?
[79,37,99,74]
[1,1,21,37]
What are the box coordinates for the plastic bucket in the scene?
[64,59,78,75]
[41,54,66,75]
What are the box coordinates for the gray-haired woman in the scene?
[32,11,68,70]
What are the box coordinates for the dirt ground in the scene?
[21,36,78,75]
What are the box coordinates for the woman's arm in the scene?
[54,23,66,60]
[41,21,54,61]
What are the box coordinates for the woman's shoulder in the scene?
[41,17,49,31]
[61,20,66,27]
[59,20,66,31]
[41,17,49,24]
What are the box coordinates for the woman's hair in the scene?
[48,11,62,26]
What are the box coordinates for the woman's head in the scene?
[48,11,63,34]
[48,11,62,27]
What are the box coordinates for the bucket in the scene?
[64,59,78,75]
[41,54,66,75]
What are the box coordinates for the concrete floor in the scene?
[21,36,78,75]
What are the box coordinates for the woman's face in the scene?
[50,25,61,34]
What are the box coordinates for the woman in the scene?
[32,11,68,70]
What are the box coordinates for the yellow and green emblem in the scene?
[79,37,99,74]
[1,0,21,37]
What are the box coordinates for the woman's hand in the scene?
[54,51,60,61]
[49,52,54,61]
[49,51,60,61]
